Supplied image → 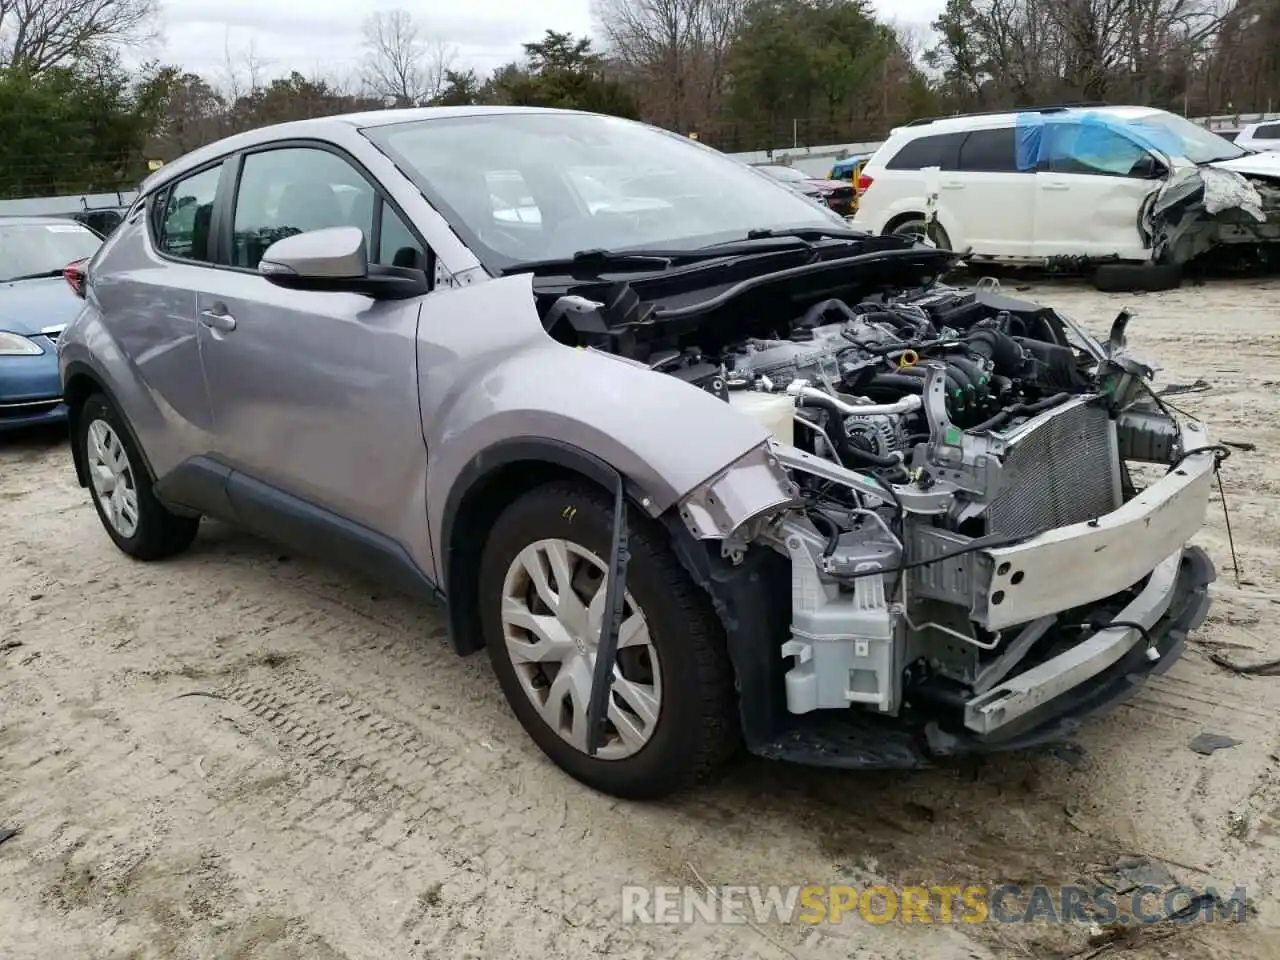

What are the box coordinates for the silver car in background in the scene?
[59,107,1220,799]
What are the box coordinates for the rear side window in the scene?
[885,133,964,170]
[1256,123,1280,140]
[155,165,222,263]
[957,128,1020,173]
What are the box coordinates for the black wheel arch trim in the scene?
[441,436,650,656]
[62,359,159,489]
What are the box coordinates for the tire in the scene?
[78,392,200,560]
[478,480,738,799]
[1092,262,1182,293]
[888,216,952,250]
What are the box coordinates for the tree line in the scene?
[1,0,1277,200]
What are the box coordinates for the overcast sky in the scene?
[147,0,944,85]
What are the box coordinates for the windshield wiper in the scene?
[4,268,65,282]
[500,232,856,277]
[739,226,864,242]
[501,246,739,276]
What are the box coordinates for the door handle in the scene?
[941,181,964,189]
[199,307,237,332]
[1041,182,1070,191]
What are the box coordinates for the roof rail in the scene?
[903,102,1110,127]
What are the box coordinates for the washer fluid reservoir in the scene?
[728,390,795,446]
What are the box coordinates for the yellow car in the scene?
[828,154,871,215]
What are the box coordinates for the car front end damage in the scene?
[1147,162,1280,266]
[657,281,1221,768]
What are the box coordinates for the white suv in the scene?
[1235,120,1280,153]
[851,105,1280,271]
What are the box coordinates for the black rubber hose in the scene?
[871,367,973,416]
[965,328,1025,376]
[968,391,1071,433]
[947,356,991,407]
[858,309,918,334]
[799,298,857,329]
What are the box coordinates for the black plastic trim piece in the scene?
[62,360,159,488]
[151,455,235,519]
[224,470,442,603]
[441,437,643,655]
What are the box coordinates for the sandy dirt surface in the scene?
[3,278,1280,960]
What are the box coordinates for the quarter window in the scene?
[885,133,964,170]
[155,165,222,262]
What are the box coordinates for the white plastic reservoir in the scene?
[728,390,795,446]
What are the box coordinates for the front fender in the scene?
[417,273,776,575]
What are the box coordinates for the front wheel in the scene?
[478,480,739,799]
[78,393,200,560]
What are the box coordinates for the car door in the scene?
[89,162,227,474]
[194,142,433,542]
[948,126,1036,257]
[1032,120,1161,260]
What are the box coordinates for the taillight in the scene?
[857,174,874,193]
[64,259,87,299]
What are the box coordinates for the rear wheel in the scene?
[889,216,952,250]
[79,393,200,560]
[478,480,738,799]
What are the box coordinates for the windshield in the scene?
[0,221,102,282]
[1124,110,1246,165]
[758,165,810,182]
[362,112,841,272]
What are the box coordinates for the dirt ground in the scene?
[3,278,1280,960]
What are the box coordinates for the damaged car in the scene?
[59,107,1223,799]
[851,104,1280,290]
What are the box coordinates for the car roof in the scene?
[894,104,1163,138]
[140,105,595,197]
[0,215,93,227]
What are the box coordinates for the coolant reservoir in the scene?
[728,390,795,446]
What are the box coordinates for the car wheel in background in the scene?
[478,480,738,799]
[1092,262,1183,293]
[889,216,953,250]
[79,393,200,560]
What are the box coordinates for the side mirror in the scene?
[258,226,428,300]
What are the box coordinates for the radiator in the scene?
[985,398,1121,540]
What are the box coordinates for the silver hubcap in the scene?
[86,419,139,538]
[500,538,662,760]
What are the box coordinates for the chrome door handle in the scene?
[199,308,237,332]
[1041,182,1070,191]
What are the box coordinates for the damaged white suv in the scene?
[60,107,1223,799]
[853,104,1280,281]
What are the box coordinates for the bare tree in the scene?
[360,8,456,106]
[220,30,268,103]
[0,0,158,71]
[595,0,744,130]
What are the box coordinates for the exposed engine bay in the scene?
[539,251,1219,766]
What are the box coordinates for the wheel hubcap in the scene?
[500,538,662,760]
[86,419,139,538]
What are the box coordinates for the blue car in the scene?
[0,216,103,431]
